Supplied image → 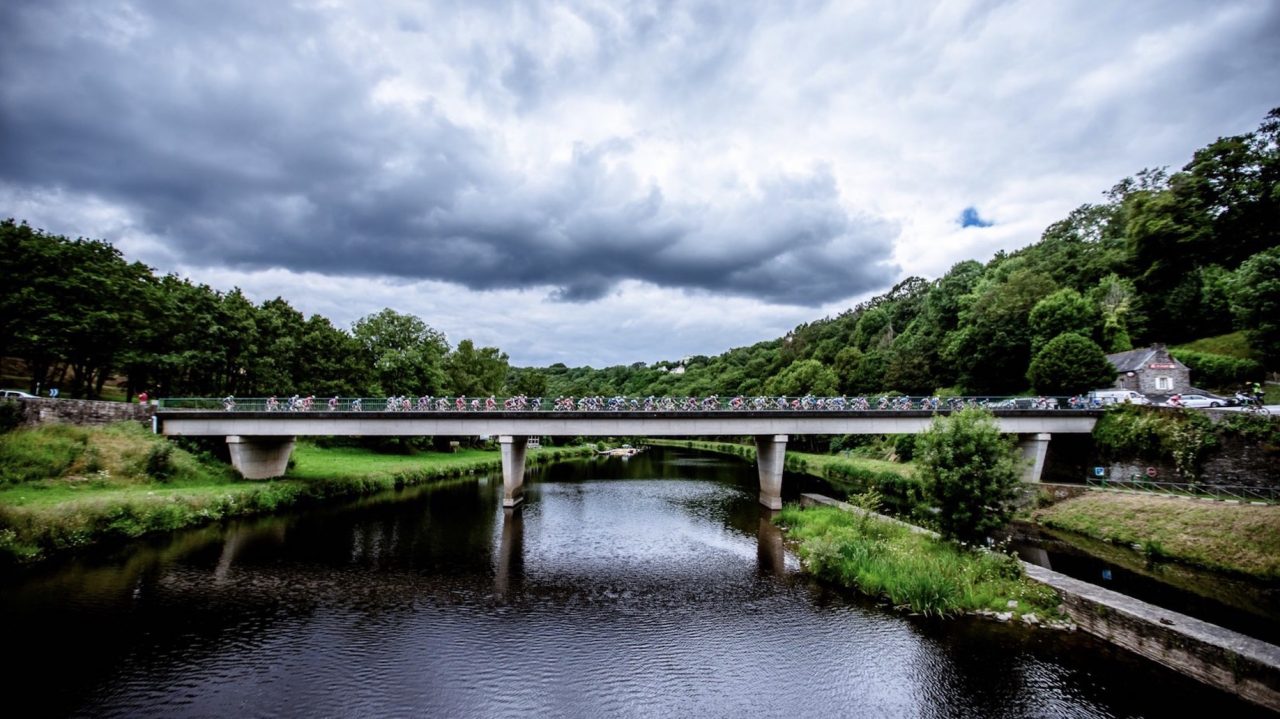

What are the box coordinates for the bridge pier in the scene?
[1017,433,1051,483]
[499,435,528,508]
[226,435,295,479]
[755,434,788,510]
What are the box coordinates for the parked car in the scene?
[1,389,38,399]
[1163,393,1229,408]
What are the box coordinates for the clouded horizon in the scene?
[3,1,1278,366]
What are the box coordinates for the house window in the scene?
[1155,376,1172,390]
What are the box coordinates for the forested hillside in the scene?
[3,109,1276,400]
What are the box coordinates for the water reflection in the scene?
[757,513,786,576]
[0,447,1270,718]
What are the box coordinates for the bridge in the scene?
[155,398,1101,509]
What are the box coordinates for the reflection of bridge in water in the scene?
[155,406,1101,509]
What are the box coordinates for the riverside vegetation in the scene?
[661,409,1063,621]
[777,500,1062,620]
[0,421,592,564]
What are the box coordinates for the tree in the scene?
[1028,289,1099,353]
[1231,247,1280,369]
[1089,274,1138,352]
[444,339,510,396]
[943,267,1057,393]
[351,309,449,395]
[506,368,549,397]
[1026,333,1117,395]
[915,408,1022,543]
[764,359,837,396]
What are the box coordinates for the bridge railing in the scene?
[157,395,1096,413]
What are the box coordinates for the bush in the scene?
[144,442,176,481]
[1168,349,1263,390]
[1027,332,1116,395]
[0,400,22,434]
[915,408,1021,543]
[1092,405,1218,478]
[893,434,916,462]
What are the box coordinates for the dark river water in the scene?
[2,447,1270,718]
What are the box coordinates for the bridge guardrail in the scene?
[157,395,1098,413]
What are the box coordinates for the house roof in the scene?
[1104,345,1187,373]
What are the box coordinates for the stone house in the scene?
[1104,344,1192,395]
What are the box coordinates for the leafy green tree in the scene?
[844,350,887,395]
[248,298,306,394]
[1028,288,1099,353]
[506,368,549,397]
[915,408,1022,543]
[764,359,837,396]
[1230,247,1280,369]
[943,267,1057,394]
[1089,274,1138,352]
[1026,333,1116,395]
[298,314,366,396]
[445,339,510,396]
[351,309,449,395]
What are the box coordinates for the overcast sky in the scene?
[3,1,1278,367]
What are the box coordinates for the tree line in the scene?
[3,109,1276,402]
[1,221,510,401]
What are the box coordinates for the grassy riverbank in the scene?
[778,503,1062,619]
[1031,492,1280,580]
[0,422,593,564]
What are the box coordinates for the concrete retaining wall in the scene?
[1024,564,1280,712]
[6,397,154,428]
[797,492,1280,712]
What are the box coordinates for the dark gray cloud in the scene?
[0,0,899,307]
[4,0,1279,322]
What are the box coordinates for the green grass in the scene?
[0,424,593,564]
[1032,492,1280,580]
[290,444,512,479]
[777,504,1061,618]
[1172,331,1256,360]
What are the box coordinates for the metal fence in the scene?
[1085,477,1278,503]
[155,395,1092,413]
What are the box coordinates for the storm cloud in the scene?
[2,0,1278,365]
[0,0,897,306]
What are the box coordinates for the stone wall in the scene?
[6,397,154,428]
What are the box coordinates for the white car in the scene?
[1,389,38,399]
[1164,393,1228,408]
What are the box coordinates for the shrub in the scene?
[144,441,176,481]
[1168,349,1263,390]
[915,408,1021,543]
[0,400,22,434]
[1026,332,1116,395]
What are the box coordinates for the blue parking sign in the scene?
[1093,467,1105,477]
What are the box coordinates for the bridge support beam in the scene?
[1017,433,1051,483]
[499,435,528,508]
[226,435,295,479]
[755,434,788,510]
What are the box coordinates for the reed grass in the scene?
[777,504,1060,618]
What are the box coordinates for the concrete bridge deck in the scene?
[154,408,1101,509]
[155,408,1100,437]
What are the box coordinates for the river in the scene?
[1,446,1269,717]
